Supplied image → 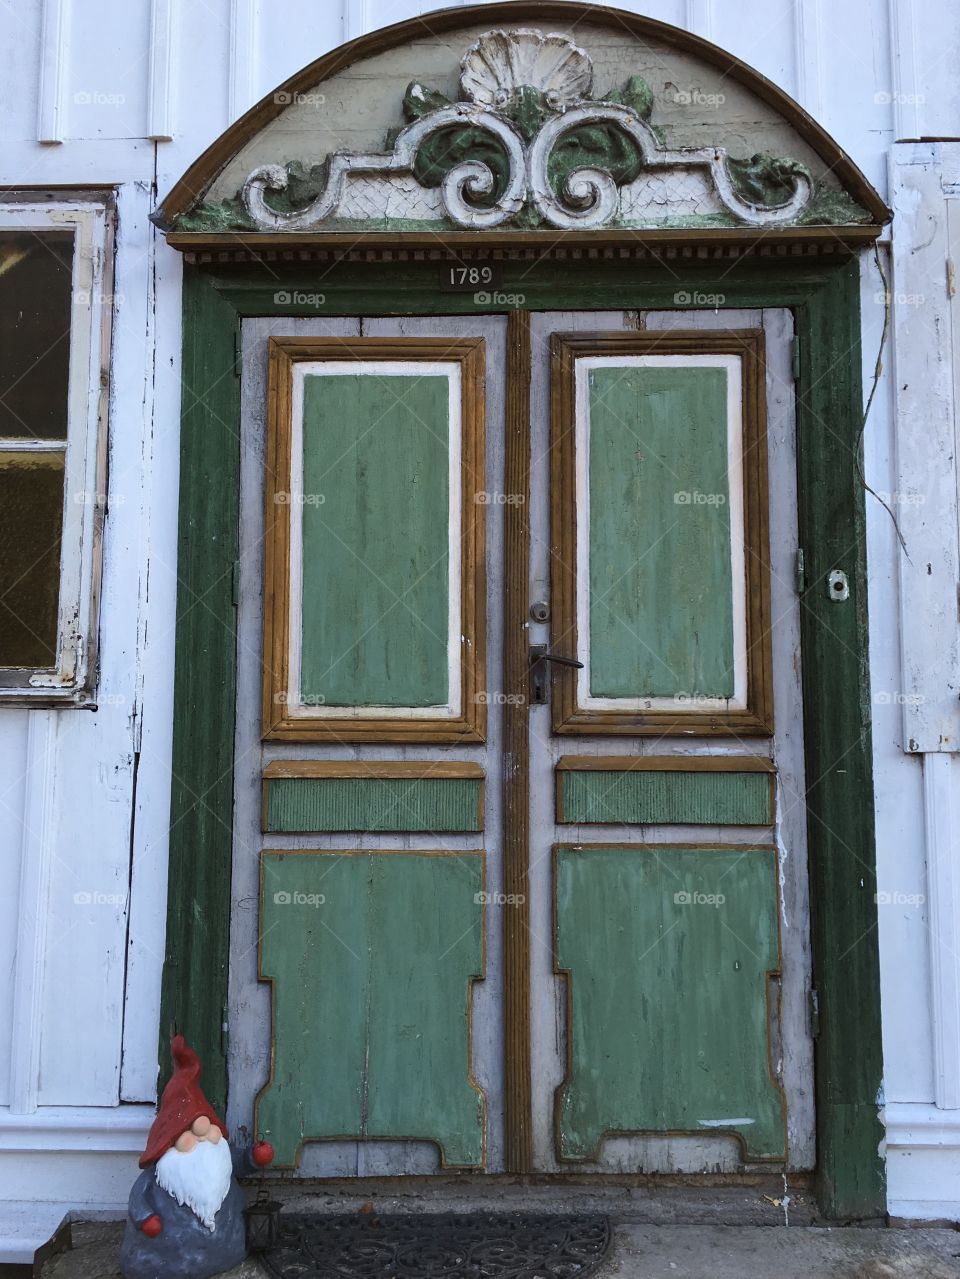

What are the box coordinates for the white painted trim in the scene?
[883,1101,960,1148]
[884,1101,960,1219]
[889,145,960,751]
[684,0,714,40]
[573,354,747,714]
[229,0,258,122]
[342,0,369,43]
[0,439,66,453]
[887,0,922,140]
[147,0,177,141]
[36,0,69,144]
[792,0,824,122]
[0,1105,154,1154]
[7,714,60,1113]
[287,360,462,719]
[923,753,960,1109]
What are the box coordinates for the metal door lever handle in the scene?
[529,644,584,669]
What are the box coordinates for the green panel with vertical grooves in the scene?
[300,372,450,708]
[559,769,772,825]
[555,844,784,1161]
[265,776,482,832]
[587,364,734,699]
[258,851,485,1167]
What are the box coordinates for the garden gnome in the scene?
[120,1035,274,1279]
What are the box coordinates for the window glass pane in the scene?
[0,230,74,440]
[0,451,65,667]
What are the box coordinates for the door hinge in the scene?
[791,335,801,382]
[234,328,242,377]
[948,258,956,299]
[232,560,241,607]
[809,988,821,1040]
[221,1005,229,1057]
[795,547,806,595]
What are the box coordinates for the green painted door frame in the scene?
[160,251,884,1219]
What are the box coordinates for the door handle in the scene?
[529,645,584,669]
[529,645,583,703]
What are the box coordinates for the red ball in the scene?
[252,1141,274,1167]
[141,1215,162,1238]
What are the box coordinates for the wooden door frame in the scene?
[160,249,884,1219]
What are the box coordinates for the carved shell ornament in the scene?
[459,29,593,110]
[240,29,815,232]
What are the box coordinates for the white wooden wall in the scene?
[0,0,957,1218]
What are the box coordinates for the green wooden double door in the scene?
[228,307,815,1176]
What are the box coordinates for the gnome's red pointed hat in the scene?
[140,1035,228,1167]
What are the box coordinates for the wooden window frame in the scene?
[0,196,113,704]
[550,328,774,736]
[262,335,487,742]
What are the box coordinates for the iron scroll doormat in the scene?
[261,1212,612,1278]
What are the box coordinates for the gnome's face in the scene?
[154,1117,232,1231]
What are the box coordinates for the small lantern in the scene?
[245,1188,282,1252]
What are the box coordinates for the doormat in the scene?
[260,1211,612,1278]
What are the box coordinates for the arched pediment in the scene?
[156,1,889,249]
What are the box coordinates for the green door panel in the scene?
[257,850,485,1167]
[586,364,734,699]
[264,775,483,832]
[555,845,784,1161]
[558,767,773,825]
[300,371,450,708]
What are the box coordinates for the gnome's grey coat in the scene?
[119,1147,257,1279]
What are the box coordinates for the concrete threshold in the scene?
[36,1183,960,1279]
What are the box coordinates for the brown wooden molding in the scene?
[167,226,884,259]
[264,759,484,778]
[262,335,487,743]
[555,755,775,772]
[502,308,534,1173]
[549,327,774,737]
[154,2,890,234]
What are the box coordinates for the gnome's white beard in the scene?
[155,1137,232,1231]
